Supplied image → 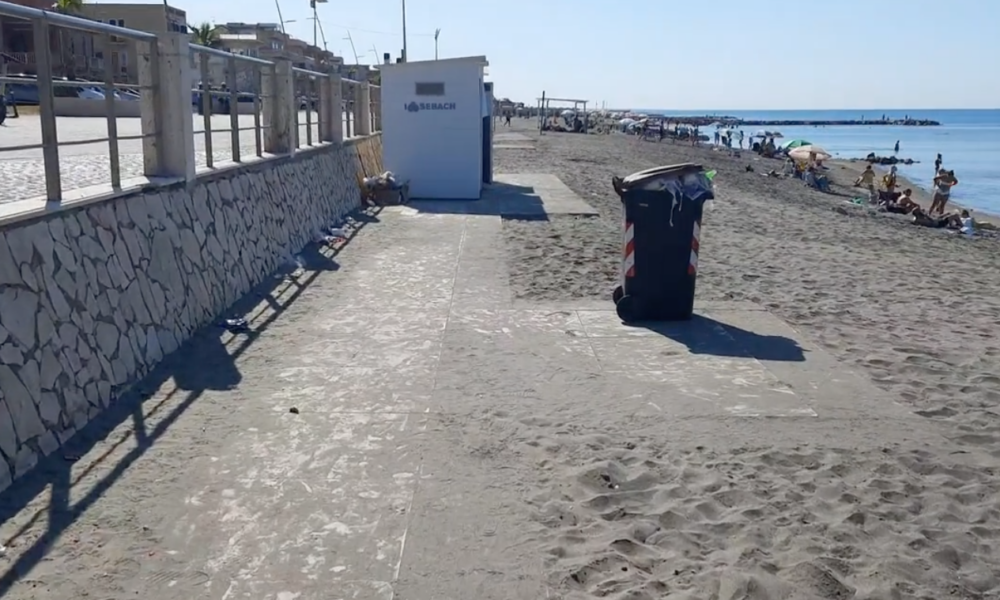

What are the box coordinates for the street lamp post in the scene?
[401,0,407,62]
[434,28,440,60]
[310,0,327,48]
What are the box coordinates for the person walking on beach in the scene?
[855,164,877,187]
[929,169,958,215]
[894,140,900,154]
[855,164,878,201]
[934,153,943,175]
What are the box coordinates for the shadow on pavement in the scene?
[632,314,806,362]
[407,182,549,220]
[0,205,381,595]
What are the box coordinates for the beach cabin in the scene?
[380,56,490,200]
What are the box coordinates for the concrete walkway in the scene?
[0,198,928,599]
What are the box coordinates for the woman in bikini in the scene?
[929,169,958,215]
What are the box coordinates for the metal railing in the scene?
[0,0,382,205]
[292,65,324,149]
[190,43,273,168]
[0,0,157,199]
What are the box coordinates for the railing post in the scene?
[137,33,195,180]
[370,85,381,132]
[262,59,294,154]
[355,82,371,136]
[319,71,342,143]
[32,18,60,201]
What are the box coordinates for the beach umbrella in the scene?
[780,139,812,150]
[788,145,832,161]
[561,109,575,117]
[619,118,636,125]
[770,131,784,138]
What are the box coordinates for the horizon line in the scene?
[611,107,1000,112]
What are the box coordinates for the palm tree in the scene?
[52,0,84,78]
[189,23,219,48]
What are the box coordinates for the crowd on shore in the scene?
[708,132,978,236]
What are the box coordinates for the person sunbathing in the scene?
[881,188,920,214]
[911,207,963,229]
[804,165,830,191]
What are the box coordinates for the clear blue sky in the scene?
[102,0,997,110]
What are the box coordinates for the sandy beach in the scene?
[495,119,1000,599]
[2,118,999,600]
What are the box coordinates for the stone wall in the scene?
[0,140,367,492]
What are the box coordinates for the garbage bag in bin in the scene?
[610,163,714,322]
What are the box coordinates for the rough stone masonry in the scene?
[0,141,365,492]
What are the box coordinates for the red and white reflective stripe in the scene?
[688,220,701,275]
[623,221,636,278]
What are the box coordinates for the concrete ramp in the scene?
[494,132,532,142]
[488,174,598,217]
[493,131,536,150]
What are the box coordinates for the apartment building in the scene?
[0,1,186,82]
[215,22,285,58]
[209,22,343,91]
[78,3,188,82]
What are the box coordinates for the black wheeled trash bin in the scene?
[610,163,714,322]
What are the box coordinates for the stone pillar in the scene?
[137,33,195,180]
[319,72,343,143]
[262,59,295,154]
[354,82,371,136]
[370,85,381,132]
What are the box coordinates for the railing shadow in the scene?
[0,204,381,595]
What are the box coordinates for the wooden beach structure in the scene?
[536,92,589,134]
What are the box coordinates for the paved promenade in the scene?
[0,113,355,203]
[0,172,951,599]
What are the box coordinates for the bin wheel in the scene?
[616,295,638,322]
[612,285,624,304]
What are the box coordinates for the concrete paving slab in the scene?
[155,410,427,599]
[452,216,514,309]
[574,309,815,417]
[494,144,536,150]
[699,306,913,420]
[393,434,546,600]
[494,132,532,142]
[489,174,599,217]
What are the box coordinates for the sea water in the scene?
[639,109,1000,214]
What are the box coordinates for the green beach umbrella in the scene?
[781,139,812,150]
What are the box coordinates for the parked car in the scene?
[7,82,39,105]
[53,85,104,100]
[78,87,105,100]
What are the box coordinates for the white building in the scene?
[380,56,490,200]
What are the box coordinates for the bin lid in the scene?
[622,163,705,188]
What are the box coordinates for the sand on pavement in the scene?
[494,119,1000,599]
